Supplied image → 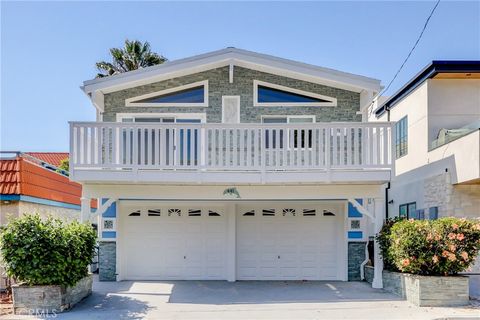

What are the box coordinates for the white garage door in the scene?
[121,205,227,280]
[236,203,346,280]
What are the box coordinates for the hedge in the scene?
[377,217,480,276]
[0,214,96,286]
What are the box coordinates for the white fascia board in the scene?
[82,48,382,97]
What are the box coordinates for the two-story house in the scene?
[71,48,394,287]
[370,60,480,297]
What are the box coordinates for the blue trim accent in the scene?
[0,195,20,201]
[348,199,363,218]
[0,194,96,212]
[101,198,117,218]
[102,231,116,239]
[348,231,363,239]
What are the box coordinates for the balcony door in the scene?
[119,114,204,167]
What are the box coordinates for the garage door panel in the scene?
[122,207,227,280]
[237,204,345,281]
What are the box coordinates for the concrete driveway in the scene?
[8,276,480,320]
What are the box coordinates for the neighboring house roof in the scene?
[375,60,480,117]
[0,159,21,194]
[82,47,382,111]
[25,152,69,167]
[0,154,96,208]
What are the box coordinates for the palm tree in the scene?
[95,39,167,78]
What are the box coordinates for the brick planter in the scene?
[12,274,92,315]
[364,266,469,307]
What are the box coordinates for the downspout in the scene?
[385,182,390,219]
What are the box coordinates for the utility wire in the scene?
[369,0,441,111]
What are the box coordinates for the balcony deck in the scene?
[70,122,394,184]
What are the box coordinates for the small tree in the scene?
[0,214,96,286]
[96,39,167,78]
[57,158,69,173]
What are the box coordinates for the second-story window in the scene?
[395,116,408,158]
[262,116,314,149]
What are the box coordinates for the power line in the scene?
[369,0,441,110]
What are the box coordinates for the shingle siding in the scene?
[103,66,361,123]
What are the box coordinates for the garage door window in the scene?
[208,210,221,217]
[243,210,255,216]
[262,209,275,216]
[303,209,316,216]
[129,210,141,216]
[148,209,161,216]
[282,208,296,216]
[323,210,335,216]
[168,208,181,216]
[188,209,201,217]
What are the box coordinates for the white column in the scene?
[80,197,90,223]
[226,203,236,282]
[372,197,385,289]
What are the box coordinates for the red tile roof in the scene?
[0,155,96,208]
[0,159,21,194]
[25,152,69,167]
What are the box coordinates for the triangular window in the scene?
[126,81,208,107]
[254,80,336,107]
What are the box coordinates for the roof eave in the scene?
[374,60,480,117]
[81,48,382,97]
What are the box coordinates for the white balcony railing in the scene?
[70,122,394,181]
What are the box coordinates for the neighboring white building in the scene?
[72,48,394,287]
[370,60,480,298]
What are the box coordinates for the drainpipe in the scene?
[385,182,390,219]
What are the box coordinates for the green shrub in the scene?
[0,214,96,286]
[376,217,404,272]
[378,217,480,276]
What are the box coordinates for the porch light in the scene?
[223,187,241,199]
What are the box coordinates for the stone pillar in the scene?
[80,197,90,223]
[99,241,117,281]
[226,203,236,282]
[372,197,385,289]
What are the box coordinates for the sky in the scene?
[1,1,479,152]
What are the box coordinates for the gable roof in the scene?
[82,48,382,108]
[375,60,480,117]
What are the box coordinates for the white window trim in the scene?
[253,80,337,107]
[261,115,316,123]
[261,115,316,150]
[125,80,209,107]
[116,112,207,123]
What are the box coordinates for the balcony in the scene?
[70,122,394,184]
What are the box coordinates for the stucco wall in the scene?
[387,81,429,176]
[0,201,80,225]
[103,66,361,123]
[428,79,480,143]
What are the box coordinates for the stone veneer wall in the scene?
[12,275,92,314]
[348,242,367,281]
[423,172,480,219]
[102,66,361,123]
[364,266,469,306]
[98,242,116,281]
